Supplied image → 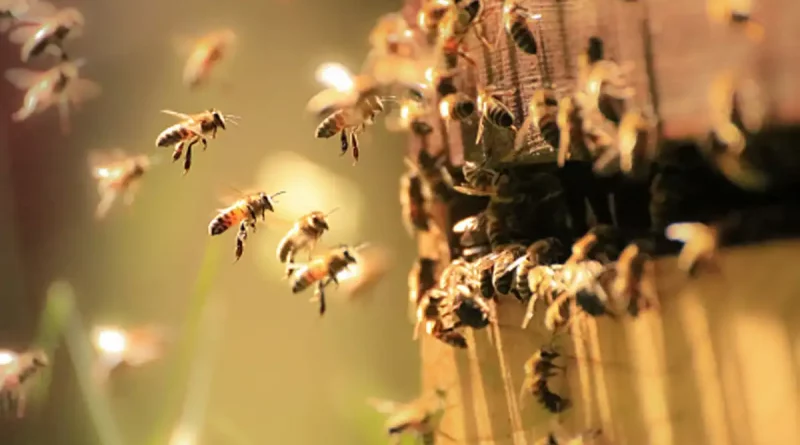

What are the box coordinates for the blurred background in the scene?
[0,0,421,444]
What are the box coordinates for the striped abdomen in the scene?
[276,233,297,263]
[400,172,429,233]
[315,111,346,138]
[484,99,515,128]
[441,93,475,121]
[515,259,533,301]
[291,261,328,293]
[156,124,193,147]
[507,17,538,54]
[208,204,250,235]
[492,244,525,295]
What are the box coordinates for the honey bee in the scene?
[504,238,567,301]
[385,98,433,136]
[289,245,361,316]
[5,58,101,134]
[665,222,720,276]
[476,86,517,144]
[706,0,764,42]
[614,243,660,316]
[208,190,286,262]
[408,258,438,314]
[597,109,655,176]
[88,149,154,220]
[276,209,335,274]
[438,92,476,123]
[565,225,620,266]
[453,213,491,260]
[0,349,48,419]
[555,95,614,168]
[0,0,55,33]
[368,388,449,445]
[501,0,542,55]
[423,65,460,98]
[521,264,564,329]
[400,160,432,236]
[520,347,571,413]
[417,0,453,44]
[579,52,635,125]
[8,5,83,62]
[181,29,236,90]
[155,109,239,174]
[492,243,527,297]
[91,325,169,381]
[315,95,384,164]
[515,87,560,151]
[437,0,490,50]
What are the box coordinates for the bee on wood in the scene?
[155,109,239,174]
[614,243,660,316]
[520,347,571,414]
[276,209,335,274]
[0,349,48,419]
[368,388,450,445]
[415,290,468,348]
[181,29,236,90]
[564,260,615,318]
[8,5,82,62]
[438,92,476,123]
[389,99,434,136]
[209,190,285,262]
[504,238,567,302]
[476,86,517,144]
[521,264,564,329]
[515,87,560,151]
[491,243,527,298]
[424,66,460,98]
[0,0,55,33]
[437,0,490,50]
[453,213,492,260]
[501,0,542,55]
[289,245,361,316]
[408,257,438,318]
[665,222,720,276]
[5,58,101,134]
[88,149,154,220]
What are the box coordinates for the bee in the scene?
[88,149,153,220]
[400,161,432,236]
[369,12,418,57]
[8,5,83,62]
[520,347,571,413]
[438,92,476,123]
[501,0,542,55]
[521,265,564,329]
[565,225,620,266]
[315,96,384,164]
[208,190,286,262]
[386,98,433,136]
[453,213,491,260]
[555,95,614,168]
[504,238,567,302]
[515,87,560,151]
[181,29,236,90]
[276,209,335,274]
[535,429,603,445]
[289,245,361,316]
[91,325,169,381]
[437,0,490,50]
[408,257,438,316]
[476,86,517,144]
[0,0,55,33]
[706,0,764,42]
[5,58,101,134]
[368,388,449,445]
[424,66,460,98]
[0,349,48,419]
[492,243,527,297]
[417,0,453,44]
[665,222,720,276]
[614,243,660,316]
[594,109,655,176]
[414,287,449,341]
[579,52,635,126]
[155,109,239,174]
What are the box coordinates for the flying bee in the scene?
[515,87,560,151]
[155,108,239,174]
[181,29,236,90]
[368,388,450,445]
[385,98,433,136]
[0,0,55,33]
[500,0,542,55]
[8,5,83,62]
[5,58,101,134]
[417,0,453,44]
[209,190,285,262]
[91,325,169,382]
[369,12,419,58]
[439,92,476,123]
[520,347,571,413]
[0,349,48,419]
[665,222,720,276]
[88,149,154,220]
[315,96,384,164]
[276,209,336,274]
[595,109,655,177]
[476,86,517,144]
[579,55,635,125]
[706,0,764,42]
[289,244,363,316]
[614,243,660,316]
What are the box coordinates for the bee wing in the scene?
[4,67,42,90]
[305,88,359,117]
[7,23,39,45]
[94,189,119,220]
[67,78,102,105]
[88,148,129,174]
[160,109,194,121]
[366,397,403,415]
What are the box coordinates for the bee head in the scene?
[258,192,275,212]
[309,212,329,231]
[30,350,49,368]
[61,8,85,28]
[340,247,358,264]
[210,109,226,130]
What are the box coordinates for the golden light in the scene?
[169,425,197,445]
[0,350,16,366]
[96,167,110,178]
[531,13,542,20]
[400,103,411,121]
[424,67,434,84]
[315,63,354,92]
[94,327,128,355]
[438,100,450,119]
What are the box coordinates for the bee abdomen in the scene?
[292,273,313,294]
[315,112,345,139]
[509,19,537,54]
[276,236,295,263]
[515,263,532,300]
[487,102,515,128]
[538,117,560,149]
[156,126,187,147]
[480,268,494,299]
[209,213,235,236]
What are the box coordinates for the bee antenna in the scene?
[270,190,287,200]
[325,207,340,217]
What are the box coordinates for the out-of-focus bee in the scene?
[208,190,285,262]
[501,0,542,55]
[476,86,517,144]
[91,325,169,382]
[289,244,361,316]
[614,243,660,316]
[337,244,392,302]
[385,98,433,136]
[408,257,438,317]
[368,12,420,59]
[562,260,614,318]
[535,428,603,445]
[520,347,571,414]
[88,149,154,220]
[453,213,492,260]
[414,288,465,346]
[417,0,453,44]
[565,225,620,266]
[491,243,527,298]
[368,388,449,445]
[401,159,432,236]
[5,58,101,134]
[556,95,614,168]
[515,87,560,151]
[578,53,635,126]
[424,66,460,98]
[8,5,83,62]
[438,91,476,123]
[504,238,567,301]
[665,222,720,276]
[276,209,335,274]
[181,29,236,90]
[521,264,564,329]
[594,109,655,177]
[706,0,764,42]
[0,349,47,419]
[0,0,55,33]
[155,109,239,174]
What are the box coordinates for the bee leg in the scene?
[183,144,194,175]
[316,282,327,316]
[340,130,349,156]
[351,132,360,163]
[234,221,248,262]
[172,142,184,162]
[329,272,340,288]
[475,115,486,145]
[201,138,208,150]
